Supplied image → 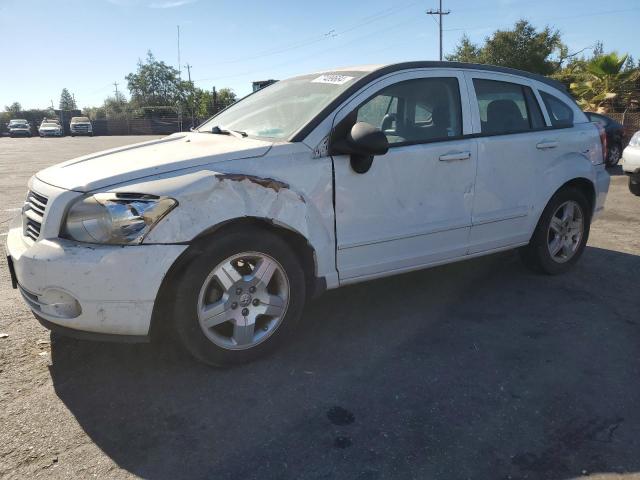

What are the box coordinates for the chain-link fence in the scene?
[90,116,206,136]
[606,112,640,140]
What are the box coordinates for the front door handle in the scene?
[536,141,558,150]
[439,151,471,162]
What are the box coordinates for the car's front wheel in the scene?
[520,187,591,275]
[172,227,306,366]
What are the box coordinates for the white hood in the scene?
[36,132,273,192]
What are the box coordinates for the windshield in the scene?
[42,123,57,128]
[198,71,367,140]
[11,123,28,128]
[72,117,90,123]
[9,120,27,125]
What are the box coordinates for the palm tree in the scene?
[570,53,640,112]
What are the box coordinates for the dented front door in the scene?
[331,69,477,282]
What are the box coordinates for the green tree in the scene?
[623,55,636,72]
[5,102,22,115]
[447,20,566,75]
[126,51,182,107]
[570,52,640,112]
[215,88,237,109]
[59,88,77,110]
[445,35,481,63]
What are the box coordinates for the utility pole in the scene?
[427,0,450,61]
[185,63,195,128]
[177,25,182,79]
[177,25,182,132]
[113,82,119,98]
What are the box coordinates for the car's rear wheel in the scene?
[629,176,640,196]
[520,187,591,275]
[606,143,622,167]
[172,227,306,366]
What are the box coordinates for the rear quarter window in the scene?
[540,91,574,128]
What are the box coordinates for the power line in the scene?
[196,1,419,69]
[193,16,422,84]
[443,7,640,32]
[426,0,450,61]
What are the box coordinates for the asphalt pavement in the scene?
[1,136,639,480]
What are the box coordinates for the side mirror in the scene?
[332,122,389,174]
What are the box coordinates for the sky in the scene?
[1,0,639,110]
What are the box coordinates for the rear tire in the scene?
[172,226,306,366]
[606,143,622,167]
[520,187,591,275]
[630,177,640,196]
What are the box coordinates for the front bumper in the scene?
[5,226,187,338]
[9,130,31,136]
[40,131,62,136]
[622,146,640,176]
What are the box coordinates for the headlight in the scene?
[629,132,640,147]
[63,193,177,244]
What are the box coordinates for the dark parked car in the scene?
[585,112,625,167]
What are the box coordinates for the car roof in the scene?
[327,61,567,92]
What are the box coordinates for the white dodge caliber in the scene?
[5,62,610,365]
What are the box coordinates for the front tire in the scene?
[520,187,591,275]
[630,177,640,196]
[172,227,306,366]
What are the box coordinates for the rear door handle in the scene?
[536,141,558,150]
[439,151,471,162]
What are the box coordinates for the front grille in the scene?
[23,190,48,241]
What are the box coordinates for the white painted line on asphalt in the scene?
[3,208,21,212]
[0,233,7,237]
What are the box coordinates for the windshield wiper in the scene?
[208,125,247,138]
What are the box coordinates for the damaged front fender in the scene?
[121,166,337,287]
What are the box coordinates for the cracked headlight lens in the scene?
[63,193,177,244]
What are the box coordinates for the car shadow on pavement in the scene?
[48,246,640,480]
[607,165,625,176]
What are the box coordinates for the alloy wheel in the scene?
[547,200,584,264]
[607,144,621,167]
[197,252,290,350]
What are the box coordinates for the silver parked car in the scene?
[69,116,93,136]
[7,119,32,137]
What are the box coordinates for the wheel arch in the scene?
[149,216,325,339]
[529,176,596,244]
[558,177,596,217]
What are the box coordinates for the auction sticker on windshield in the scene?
[311,74,354,85]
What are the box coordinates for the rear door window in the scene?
[540,91,574,128]
[473,78,543,135]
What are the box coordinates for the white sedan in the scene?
[622,131,640,196]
